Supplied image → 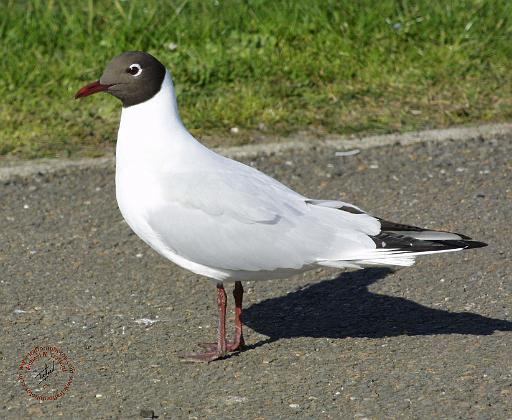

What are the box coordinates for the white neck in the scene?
[116,69,214,173]
[120,70,183,132]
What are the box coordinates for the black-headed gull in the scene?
[76,52,486,362]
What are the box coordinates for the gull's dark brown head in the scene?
[75,51,166,107]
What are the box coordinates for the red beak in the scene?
[75,80,112,99]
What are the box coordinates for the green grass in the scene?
[1,0,512,158]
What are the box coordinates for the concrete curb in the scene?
[1,122,510,182]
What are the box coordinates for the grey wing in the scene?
[145,169,381,272]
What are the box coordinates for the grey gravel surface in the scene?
[1,135,511,419]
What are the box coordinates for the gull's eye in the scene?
[127,64,142,76]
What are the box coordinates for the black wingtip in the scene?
[463,240,488,249]
[371,232,488,254]
[430,239,488,250]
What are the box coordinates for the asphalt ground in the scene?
[0,134,511,419]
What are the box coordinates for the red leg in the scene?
[227,281,245,351]
[181,283,228,362]
[194,281,245,355]
[216,283,227,355]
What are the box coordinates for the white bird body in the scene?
[114,71,475,282]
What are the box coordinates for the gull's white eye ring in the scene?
[127,63,142,76]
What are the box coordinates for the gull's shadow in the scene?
[244,268,512,344]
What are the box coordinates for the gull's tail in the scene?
[361,218,487,267]
[321,218,487,269]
